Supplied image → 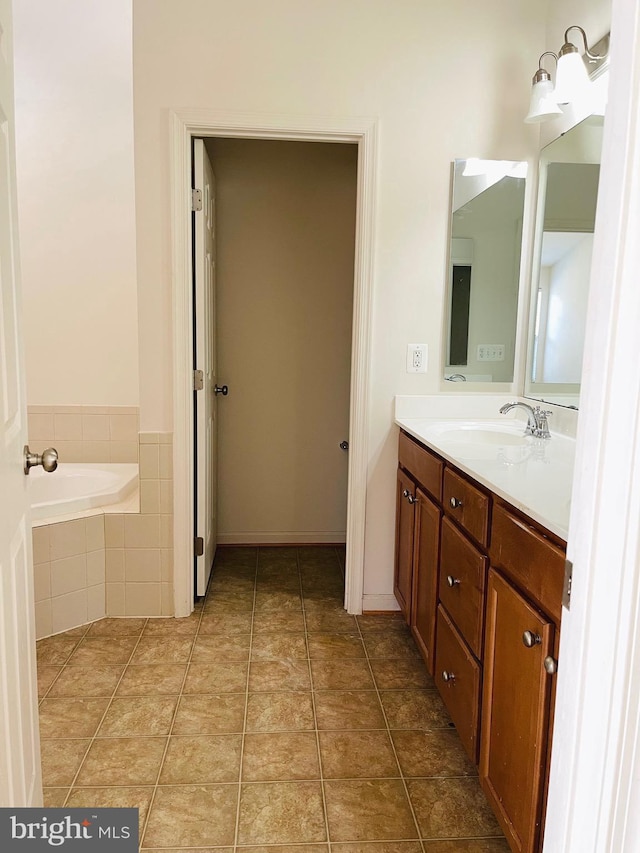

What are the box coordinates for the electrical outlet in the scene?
[407,343,428,373]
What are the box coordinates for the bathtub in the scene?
[30,463,138,521]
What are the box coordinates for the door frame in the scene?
[169,109,377,616]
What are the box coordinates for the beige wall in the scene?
[13,0,139,406]
[205,138,356,543]
[133,0,544,601]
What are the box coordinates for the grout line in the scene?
[232,550,259,852]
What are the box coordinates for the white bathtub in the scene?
[29,463,139,521]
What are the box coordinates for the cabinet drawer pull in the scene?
[544,655,558,675]
[522,630,542,648]
[449,496,463,509]
[446,575,461,588]
[441,670,456,684]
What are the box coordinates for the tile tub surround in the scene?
[36,545,508,850]
[27,405,140,463]
[34,430,174,636]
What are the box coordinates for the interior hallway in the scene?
[36,545,508,849]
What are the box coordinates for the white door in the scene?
[194,139,218,596]
[0,0,43,807]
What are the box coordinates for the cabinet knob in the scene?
[522,630,542,648]
[407,494,417,504]
[544,655,558,675]
[449,497,463,509]
[441,670,455,684]
[446,575,461,588]
[402,489,410,499]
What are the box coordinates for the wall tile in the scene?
[159,432,172,445]
[160,549,173,583]
[125,549,161,583]
[126,583,161,617]
[139,445,159,479]
[87,584,106,622]
[34,562,52,602]
[139,432,159,444]
[35,600,53,640]
[109,414,139,442]
[33,526,50,564]
[82,414,110,441]
[82,441,111,462]
[54,414,83,440]
[82,406,110,415]
[124,515,161,549]
[29,413,55,440]
[86,516,105,551]
[51,440,84,463]
[110,441,138,463]
[106,583,126,617]
[105,516,124,548]
[159,444,173,479]
[161,583,174,617]
[28,405,54,415]
[159,480,173,514]
[87,550,106,586]
[51,554,87,597]
[50,519,86,560]
[160,515,173,549]
[108,406,138,415]
[140,481,160,515]
[105,549,125,582]
[52,589,88,635]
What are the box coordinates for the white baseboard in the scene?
[361,594,401,612]
[218,532,346,545]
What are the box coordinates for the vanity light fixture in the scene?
[554,26,607,104]
[525,52,562,124]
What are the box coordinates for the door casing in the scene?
[169,110,378,616]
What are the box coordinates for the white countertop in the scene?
[396,416,575,540]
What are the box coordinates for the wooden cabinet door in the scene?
[480,569,555,853]
[394,467,416,620]
[410,488,440,674]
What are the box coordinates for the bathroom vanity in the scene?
[394,418,572,853]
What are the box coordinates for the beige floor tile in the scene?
[66,786,154,841]
[239,847,328,853]
[252,611,305,633]
[97,697,178,736]
[356,615,408,633]
[249,660,311,692]
[40,739,90,787]
[310,660,374,691]
[39,697,110,739]
[324,779,418,841]
[38,666,62,698]
[251,633,308,660]
[43,788,69,807]
[48,665,124,698]
[131,636,194,664]
[87,617,147,636]
[76,737,167,786]
[314,690,385,730]
[379,690,451,730]
[143,614,201,635]
[407,778,502,839]
[370,658,433,690]
[143,784,239,848]
[198,612,253,635]
[332,844,422,853]
[362,632,421,659]
[391,730,477,778]
[68,636,138,665]
[307,633,365,659]
[255,591,303,611]
[237,781,327,844]
[204,592,255,612]
[184,662,248,694]
[173,694,246,735]
[246,692,315,732]
[191,634,251,662]
[305,610,358,633]
[319,730,399,779]
[160,735,242,784]
[36,636,80,665]
[421,842,510,852]
[116,664,186,696]
[242,732,320,781]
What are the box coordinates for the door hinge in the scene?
[563,558,573,609]
[192,188,203,211]
[195,536,204,557]
[193,369,204,391]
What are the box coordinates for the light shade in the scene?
[525,78,563,123]
[554,42,592,104]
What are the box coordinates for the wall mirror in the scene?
[443,159,527,384]
[524,115,603,408]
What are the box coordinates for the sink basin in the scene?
[422,420,532,446]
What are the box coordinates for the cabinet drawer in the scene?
[398,431,443,502]
[435,605,481,764]
[443,467,490,546]
[490,503,565,625]
[439,516,487,659]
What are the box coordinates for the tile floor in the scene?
[36,545,509,852]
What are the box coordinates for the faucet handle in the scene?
[533,406,552,439]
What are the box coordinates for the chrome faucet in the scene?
[446,374,467,382]
[499,401,552,439]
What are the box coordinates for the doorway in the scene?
[194,137,357,598]
[170,111,378,617]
